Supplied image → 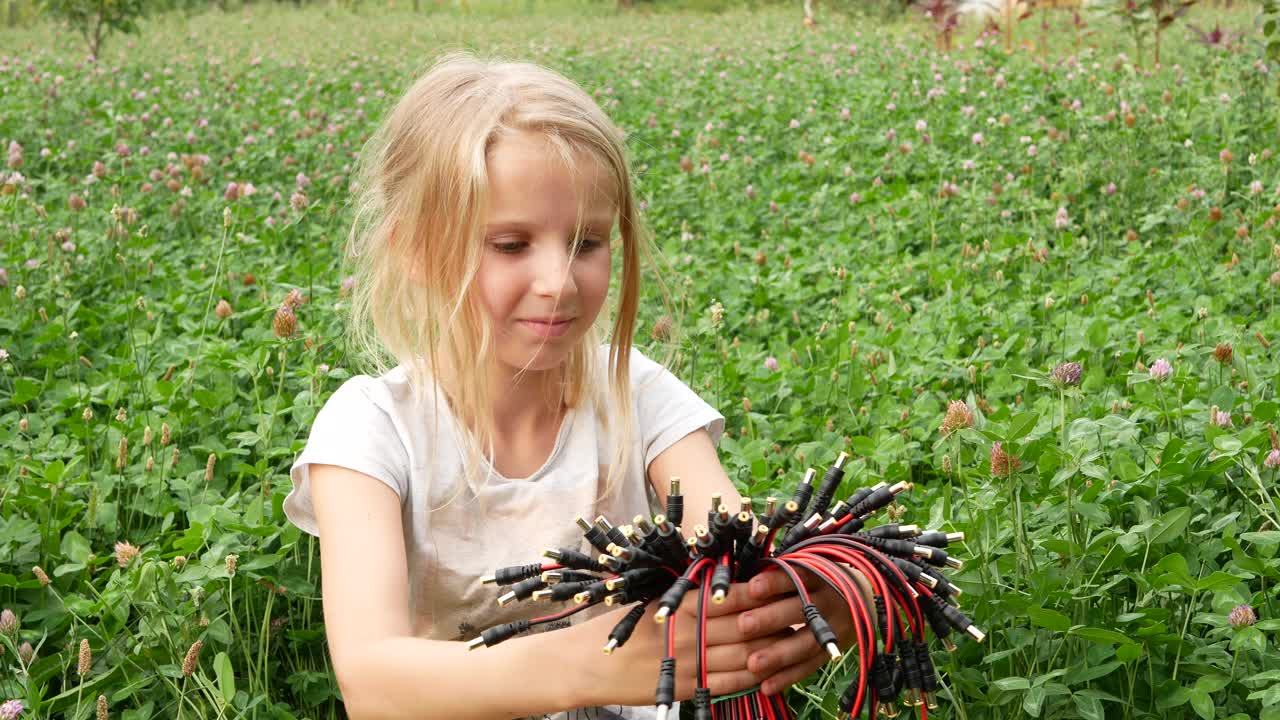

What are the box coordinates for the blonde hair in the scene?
[344,50,651,505]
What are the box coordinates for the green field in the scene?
[2,2,1280,719]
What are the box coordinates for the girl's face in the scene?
[474,131,616,375]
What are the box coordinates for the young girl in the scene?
[283,51,846,720]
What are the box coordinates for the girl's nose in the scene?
[531,243,577,299]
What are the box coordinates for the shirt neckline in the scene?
[435,386,579,483]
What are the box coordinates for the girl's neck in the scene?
[435,353,567,439]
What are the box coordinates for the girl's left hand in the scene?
[707,567,860,696]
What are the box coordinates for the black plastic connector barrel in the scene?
[809,455,847,518]
[489,563,544,585]
[603,604,647,654]
[655,657,677,710]
[693,688,712,720]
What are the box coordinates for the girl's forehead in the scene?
[484,132,617,226]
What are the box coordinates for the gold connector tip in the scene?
[946,557,965,570]
[942,637,958,652]
[497,592,517,607]
[480,574,497,585]
[967,625,987,642]
[541,547,561,560]
[605,592,625,606]
[574,591,590,604]
[602,639,618,655]
[924,691,939,709]
[803,468,817,485]
[654,606,671,623]
[825,642,842,661]
[575,516,593,531]
[712,589,726,604]
[605,578,624,591]
[669,477,681,495]
[531,590,553,601]
[835,451,849,467]
[879,700,900,718]
[900,524,921,537]
[466,637,486,651]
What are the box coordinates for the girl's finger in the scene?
[737,594,806,640]
[703,632,790,674]
[745,627,819,676]
[706,668,769,699]
[699,581,774,618]
[747,565,824,602]
[759,652,829,697]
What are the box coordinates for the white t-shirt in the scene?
[284,344,725,720]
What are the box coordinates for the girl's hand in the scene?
[574,581,783,707]
[730,568,860,696]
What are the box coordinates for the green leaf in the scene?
[1190,690,1213,720]
[214,652,235,706]
[1213,435,1243,457]
[1072,626,1130,645]
[1023,686,1046,717]
[60,530,93,564]
[1116,643,1143,663]
[1007,412,1039,441]
[993,677,1031,691]
[1028,606,1072,632]
[1151,507,1192,545]
[1074,693,1104,720]
[1194,674,1230,693]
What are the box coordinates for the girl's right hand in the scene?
[573,581,786,707]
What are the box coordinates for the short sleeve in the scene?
[284,376,411,537]
[629,347,726,471]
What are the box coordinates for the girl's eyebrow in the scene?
[485,216,615,233]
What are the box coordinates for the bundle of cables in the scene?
[469,452,984,720]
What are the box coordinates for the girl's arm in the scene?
[646,428,743,541]
[310,463,605,719]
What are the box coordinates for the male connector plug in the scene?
[655,656,677,720]
[916,642,940,709]
[480,563,545,586]
[497,577,545,606]
[889,557,937,592]
[857,535,935,561]
[693,524,721,559]
[693,688,712,720]
[531,580,594,603]
[652,515,689,566]
[929,593,985,642]
[543,547,606,572]
[654,576,697,623]
[573,581,610,606]
[778,512,823,552]
[841,482,913,534]
[867,524,922,540]
[919,546,965,571]
[786,468,818,526]
[802,604,842,661]
[609,542,664,569]
[602,603,648,654]
[710,561,733,603]
[540,570,600,584]
[734,524,769,582]
[915,531,965,548]
[595,516,631,549]
[665,477,683,528]
[911,560,961,600]
[919,594,957,652]
[872,653,900,718]
[810,452,849,518]
[577,516,614,554]
[899,642,923,707]
[466,619,531,650]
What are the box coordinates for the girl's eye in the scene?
[573,237,604,253]
[490,239,526,254]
